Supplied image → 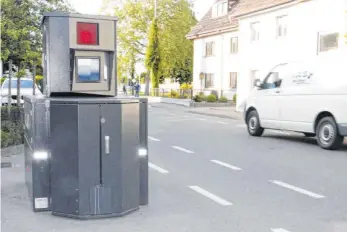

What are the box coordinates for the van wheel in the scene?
[303,133,315,137]
[247,110,264,137]
[316,116,343,150]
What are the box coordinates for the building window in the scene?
[205,42,215,56]
[229,72,237,89]
[318,32,339,53]
[213,1,228,18]
[230,37,238,53]
[251,22,260,42]
[276,15,288,38]
[205,73,214,88]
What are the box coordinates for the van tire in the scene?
[247,110,264,137]
[316,116,343,150]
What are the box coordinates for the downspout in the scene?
[220,33,224,98]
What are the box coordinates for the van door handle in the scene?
[275,90,281,94]
[105,136,110,154]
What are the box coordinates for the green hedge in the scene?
[219,96,228,103]
[1,107,24,148]
[206,94,217,102]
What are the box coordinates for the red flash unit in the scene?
[77,22,98,45]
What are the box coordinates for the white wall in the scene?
[192,31,239,99]
[236,0,347,109]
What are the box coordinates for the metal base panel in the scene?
[23,95,51,212]
[50,97,143,218]
[52,206,139,220]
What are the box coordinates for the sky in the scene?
[68,0,214,20]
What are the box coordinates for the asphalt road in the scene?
[2,103,347,232]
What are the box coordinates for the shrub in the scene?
[219,96,228,103]
[35,75,44,84]
[198,93,207,101]
[233,94,237,103]
[206,94,217,102]
[180,83,192,90]
[1,77,6,85]
[1,107,24,148]
[169,90,179,98]
[193,94,202,102]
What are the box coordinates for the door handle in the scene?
[105,136,110,154]
[275,90,281,94]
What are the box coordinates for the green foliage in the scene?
[1,0,73,69]
[158,0,196,78]
[112,0,197,85]
[198,92,207,101]
[1,107,24,148]
[1,131,10,148]
[1,77,6,85]
[233,94,237,103]
[193,94,202,102]
[145,18,160,88]
[206,94,217,103]
[169,90,179,98]
[35,75,43,83]
[219,96,228,103]
[180,83,193,90]
[139,72,147,84]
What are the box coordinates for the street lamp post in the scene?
[199,72,205,94]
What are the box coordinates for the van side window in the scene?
[262,72,282,89]
[261,64,288,89]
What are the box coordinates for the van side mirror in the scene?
[254,79,261,88]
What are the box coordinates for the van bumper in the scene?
[338,124,347,136]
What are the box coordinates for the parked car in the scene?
[1,78,42,105]
[243,60,347,150]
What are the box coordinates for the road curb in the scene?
[187,111,241,120]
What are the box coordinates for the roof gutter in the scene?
[186,26,238,40]
[233,0,301,19]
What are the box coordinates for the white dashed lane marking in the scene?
[188,186,233,206]
[148,163,169,174]
[210,160,242,171]
[148,136,161,141]
[172,146,194,154]
[271,228,292,232]
[269,180,325,199]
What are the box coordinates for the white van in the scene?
[243,60,347,150]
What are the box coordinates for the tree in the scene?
[157,0,196,78]
[1,0,72,71]
[171,59,193,85]
[145,18,160,88]
[111,0,197,90]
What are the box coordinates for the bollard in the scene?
[139,98,149,205]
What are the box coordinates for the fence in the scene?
[1,106,24,148]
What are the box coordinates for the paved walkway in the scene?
[187,106,242,120]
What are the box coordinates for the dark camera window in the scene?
[77,58,100,82]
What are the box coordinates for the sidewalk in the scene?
[187,106,243,120]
